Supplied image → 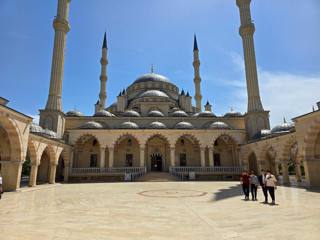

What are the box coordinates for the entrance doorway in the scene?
[151,153,163,171]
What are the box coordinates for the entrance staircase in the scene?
[136,172,178,182]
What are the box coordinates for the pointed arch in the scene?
[213,134,239,167]
[74,134,101,168]
[175,134,201,167]
[145,133,171,172]
[114,133,140,167]
[0,116,24,161]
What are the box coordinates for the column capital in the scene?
[200,146,206,151]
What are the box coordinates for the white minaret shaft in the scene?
[236,0,263,112]
[98,32,108,111]
[193,35,202,112]
[45,0,71,111]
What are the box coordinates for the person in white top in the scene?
[0,174,3,199]
[265,170,277,205]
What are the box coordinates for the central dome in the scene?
[139,90,169,98]
[134,73,170,84]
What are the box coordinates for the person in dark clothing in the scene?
[240,171,250,200]
[249,170,259,201]
[258,169,268,203]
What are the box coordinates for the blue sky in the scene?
[0,0,319,127]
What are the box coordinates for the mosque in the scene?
[0,0,319,191]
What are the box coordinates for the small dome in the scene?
[42,129,58,138]
[94,110,115,117]
[80,121,104,129]
[119,121,139,129]
[197,111,216,117]
[139,90,169,98]
[209,122,231,129]
[122,110,141,117]
[175,121,194,129]
[171,110,188,117]
[148,110,165,117]
[224,110,242,117]
[107,102,117,108]
[148,121,167,129]
[253,129,272,139]
[66,110,83,117]
[134,73,170,84]
[30,123,58,138]
[30,123,44,133]
[271,121,295,133]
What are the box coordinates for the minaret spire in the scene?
[44,0,71,111]
[95,32,108,113]
[236,0,270,139]
[40,0,71,138]
[236,0,263,112]
[193,34,202,112]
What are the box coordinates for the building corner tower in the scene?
[40,0,71,138]
[236,0,270,139]
[95,32,108,113]
[193,34,202,112]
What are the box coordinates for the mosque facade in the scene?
[0,0,319,191]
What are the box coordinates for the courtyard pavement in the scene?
[0,182,319,240]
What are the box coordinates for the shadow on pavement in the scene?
[212,184,243,201]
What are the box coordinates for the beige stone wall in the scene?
[294,110,320,186]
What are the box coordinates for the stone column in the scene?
[200,147,206,167]
[281,161,290,185]
[49,162,58,184]
[140,147,145,167]
[100,147,106,168]
[63,161,69,183]
[170,147,175,167]
[208,146,214,167]
[0,161,23,191]
[295,163,302,182]
[108,147,114,168]
[29,163,39,187]
[274,161,280,178]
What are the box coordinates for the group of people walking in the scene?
[240,169,277,205]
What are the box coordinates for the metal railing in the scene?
[170,166,243,174]
[70,167,146,175]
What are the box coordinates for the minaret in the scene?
[193,34,202,112]
[40,0,71,138]
[236,0,270,139]
[95,32,108,113]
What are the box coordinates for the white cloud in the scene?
[225,52,320,127]
[28,114,39,124]
[260,71,320,126]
